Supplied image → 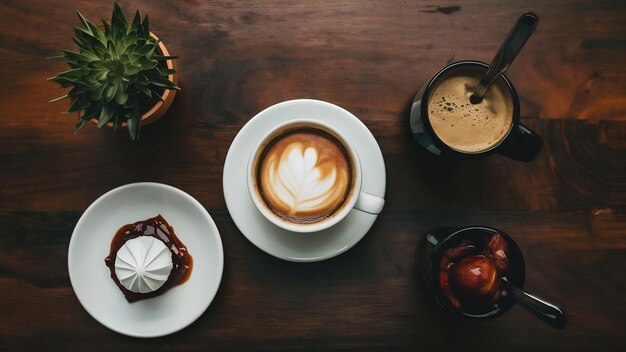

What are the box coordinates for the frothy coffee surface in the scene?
[428,67,514,152]
[256,127,353,224]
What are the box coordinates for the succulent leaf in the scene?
[127,104,140,140]
[160,69,176,76]
[135,82,152,97]
[80,104,101,120]
[112,3,128,33]
[115,86,129,105]
[98,103,117,127]
[103,83,117,102]
[150,75,180,90]
[49,2,179,140]
[67,98,87,112]
[142,14,150,35]
[113,114,121,133]
[76,11,90,31]
[132,10,142,28]
[75,118,89,133]
[153,55,178,61]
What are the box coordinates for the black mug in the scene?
[410,61,542,161]
[421,226,526,318]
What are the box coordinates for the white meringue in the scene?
[114,236,173,293]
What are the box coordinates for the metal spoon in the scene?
[470,12,539,104]
[501,277,567,329]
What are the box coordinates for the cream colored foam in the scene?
[428,67,514,153]
[257,128,351,222]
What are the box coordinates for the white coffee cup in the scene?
[247,118,385,233]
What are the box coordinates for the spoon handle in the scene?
[471,12,539,103]
[501,278,567,329]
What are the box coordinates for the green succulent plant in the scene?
[49,3,180,140]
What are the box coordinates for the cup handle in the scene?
[354,191,385,215]
[498,123,543,162]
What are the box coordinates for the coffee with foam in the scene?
[427,66,514,153]
[255,127,353,224]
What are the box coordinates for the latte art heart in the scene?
[257,128,353,224]
[270,144,341,212]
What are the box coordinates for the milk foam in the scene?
[428,67,514,153]
[269,144,340,212]
[257,128,351,223]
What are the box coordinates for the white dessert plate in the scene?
[68,182,224,337]
[223,99,386,262]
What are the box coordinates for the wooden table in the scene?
[1,0,624,350]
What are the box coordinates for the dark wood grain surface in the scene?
[1,0,625,351]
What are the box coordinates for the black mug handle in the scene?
[498,123,543,162]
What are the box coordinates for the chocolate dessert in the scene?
[104,215,193,302]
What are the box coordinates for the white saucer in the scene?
[223,99,386,262]
[68,182,224,337]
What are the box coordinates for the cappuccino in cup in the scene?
[255,126,354,224]
[427,66,514,153]
[247,118,384,233]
